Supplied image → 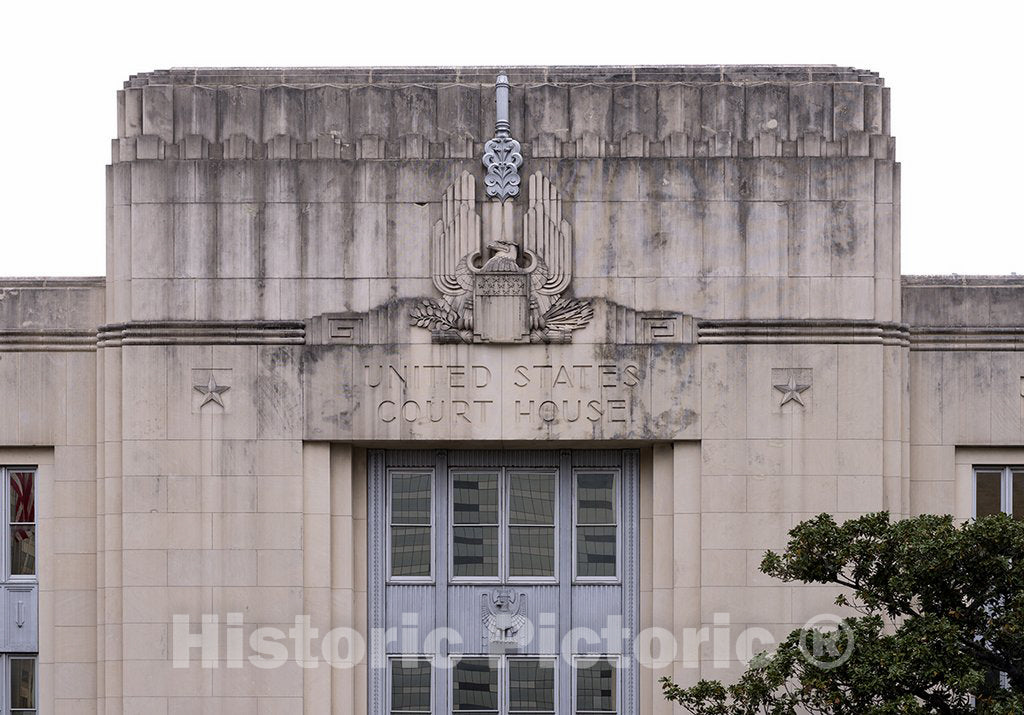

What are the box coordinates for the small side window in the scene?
[10,656,36,714]
[8,471,34,578]
[974,466,1023,519]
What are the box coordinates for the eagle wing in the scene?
[432,170,479,296]
[523,172,572,296]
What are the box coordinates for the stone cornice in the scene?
[908,326,1024,351]
[127,65,883,87]
[697,320,911,346]
[97,321,305,348]
[0,329,97,352]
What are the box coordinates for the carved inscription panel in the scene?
[302,344,699,441]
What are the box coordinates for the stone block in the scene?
[349,86,395,141]
[701,512,791,550]
[612,84,657,142]
[700,549,746,586]
[699,585,791,623]
[544,158,639,202]
[124,87,143,137]
[214,87,261,146]
[837,474,884,512]
[569,84,613,141]
[910,445,955,481]
[989,352,1022,443]
[262,86,305,142]
[304,86,350,144]
[832,83,865,137]
[744,83,788,141]
[788,202,830,276]
[863,84,883,134]
[436,85,481,143]
[130,203,173,278]
[130,161,195,204]
[700,85,744,139]
[909,481,955,516]
[656,84,701,140]
[701,346,748,440]
[809,158,874,201]
[142,85,173,143]
[701,474,746,512]
[789,83,832,140]
[837,344,883,440]
[747,474,837,514]
[173,86,217,143]
[123,550,167,587]
[827,201,876,276]
[836,439,884,476]
[525,84,569,142]
[702,202,745,277]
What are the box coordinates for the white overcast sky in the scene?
[1,0,1021,277]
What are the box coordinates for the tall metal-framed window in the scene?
[0,468,37,715]
[573,470,619,583]
[388,471,434,582]
[972,466,1018,692]
[974,466,1023,519]
[449,469,558,584]
[7,656,35,715]
[3,470,34,581]
[449,655,557,714]
[368,450,640,715]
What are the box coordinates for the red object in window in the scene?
[9,472,34,542]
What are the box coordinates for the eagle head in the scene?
[486,240,518,258]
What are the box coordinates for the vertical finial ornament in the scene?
[483,74,523,201]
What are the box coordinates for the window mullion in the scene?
[1005,467,1013,514]
[501,467,507,583]
[2,467,7,582]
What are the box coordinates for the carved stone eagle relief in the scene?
[410,75,593,343]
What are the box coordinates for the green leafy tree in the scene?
[661,512,1024,714]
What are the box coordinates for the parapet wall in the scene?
[113,66,893,163]
[106,65,901,327]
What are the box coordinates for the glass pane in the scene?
[9,472,34,524]
[577,526,616,578]
[509,527,555,578]
[1013,470,1024,520]
[452,526,498,578]
[453,658,498,712]
[11,524,35,576]
[453,473,499,525]
[577,473,615,525]
[10,658,34,709]
[391,659,431,712]
[976,470,1002,517]
[509,658,555,713]
[509,472,555,525]
[391,473,431,525]
[576,658,616,712]
[391,526,431,577]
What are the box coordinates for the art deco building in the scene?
[0,65,1019,714]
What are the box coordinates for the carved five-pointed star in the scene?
[193,374,230,408]
[773,374,811,407]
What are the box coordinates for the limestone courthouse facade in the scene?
[1,64,1022,714]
